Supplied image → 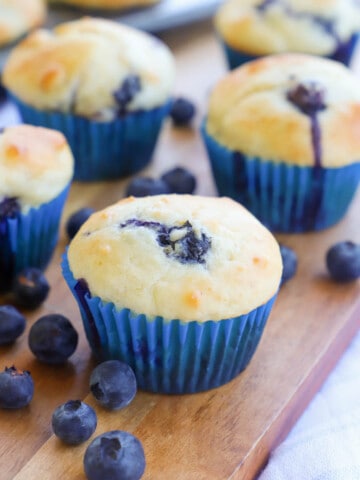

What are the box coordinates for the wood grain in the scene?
[1,20,360,480]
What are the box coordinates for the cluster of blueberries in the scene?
[0,304,144,480]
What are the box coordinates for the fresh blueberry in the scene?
[160,166,197,194]
[90,360,137,411]
[279,244,298,285]
[125,177,171,197]
[326,241,360,282]
[28,314,78,364]
[66,207,95,240]
[52,400,97,445]
[12,267,50,310]
[0,305,26,345]
[287,82,326,115]
[170,97,196,126]
[114,75,141,114]
[83,430,146,480]
[0,366,34,409]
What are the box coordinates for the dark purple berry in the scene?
[52,400,97,445]
[12,267,50,310]
[125,177,171,197]
[83,430,145,480]
[0,366,34,409]
[66,207,95,240]
[90,360,137,411]
[279,244,298,285]
[160,166,197,194]
[0,196,21,219]
[114,75,141,114]
[326,241,360,282]
[120,219,211,265]
[170,97,196,126]
[287,82,326,115]
[0,305,26,345]
[28,314,78,364]
[0,85,7,104]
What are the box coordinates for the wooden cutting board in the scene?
[1,20,360,480]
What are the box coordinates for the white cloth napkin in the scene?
[258,329,360,480]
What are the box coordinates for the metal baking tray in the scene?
[0,0,222,70]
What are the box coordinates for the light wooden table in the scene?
[1,20,360,480]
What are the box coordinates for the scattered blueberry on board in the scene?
[279,244,298,286]
[66,207,95,240]
[52,400,97,445]
[12,268,50,310]
[326,241,360,282]
[28,314,78,364]
[0,305,26,345]
[83,430,146,480]
[125,177,171,197]
[160,166,196,194]
[170,97,196,126]
[0,366,34,409]
[90,360,137,411]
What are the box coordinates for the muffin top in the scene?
[205,53,360,168]
[0,0,46,47]
[47,0,159,9]
[0,124,74,212]
[2,17,175,121]
[215,0,360,55]
[67,194,282,322]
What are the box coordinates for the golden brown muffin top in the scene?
[206,54,360,167]
[215,0,360,55]
[0,124,74,211]
[68,194,282,321]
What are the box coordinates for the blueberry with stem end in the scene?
[326,241,360,282]
[160,166,197,194]
[279,244,298,285]
[12,268,50,310]
[90,360,137,411]
[170,97,196,126]
[84,430,146,480]
[28,314,78,364]
[52,400,97,445]
[66,207,95,240]
[0,366,34,409]
[0,305,26,345]
[125,177,171,197]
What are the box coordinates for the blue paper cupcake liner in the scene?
[0,186,70,292]
[222,33,359,69]
[62,253,277,394]
[11,95,171,181]
[201,125,360,233]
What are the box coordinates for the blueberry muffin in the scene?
[47,0,159,9]
[0,124,74,292]
[0,0,46,48]
[62,194,282,394]
[215,0,360,69]
[2,17,175,181]
[201,54,360,232]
